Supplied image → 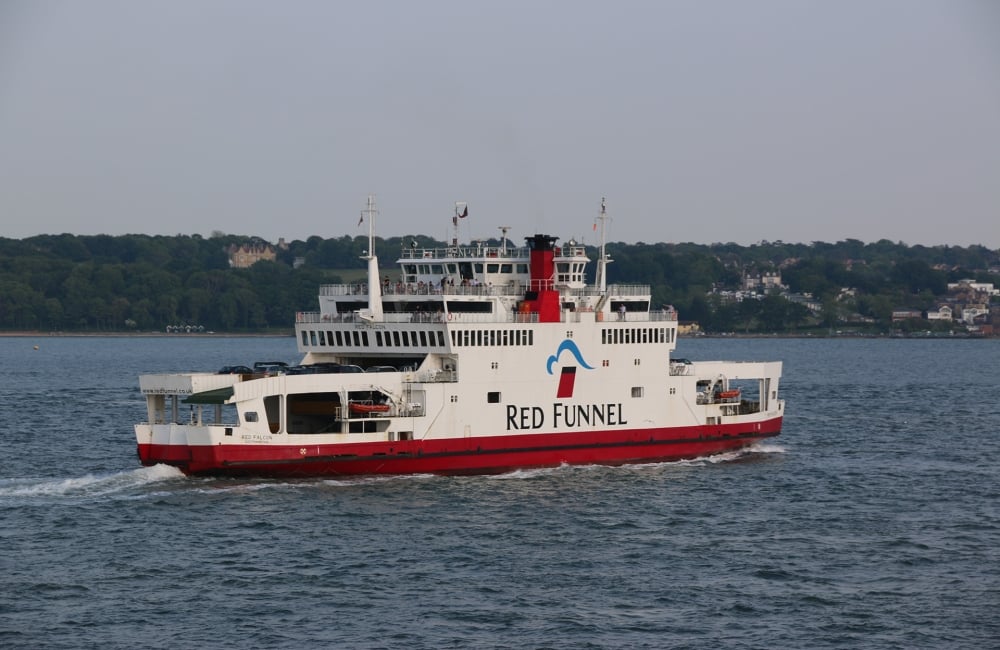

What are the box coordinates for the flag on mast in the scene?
[358,212,364,227]
[460,205,468,218]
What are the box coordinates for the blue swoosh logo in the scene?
[546,340,595,375]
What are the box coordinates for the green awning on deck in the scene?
[183,386,234,404]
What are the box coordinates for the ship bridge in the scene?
[396,241,590,292]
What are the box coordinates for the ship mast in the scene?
[498,225,511,254]
[452,201,467,253]
[361,194,383,321]
[595,197,612,293]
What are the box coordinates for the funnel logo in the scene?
[546,340,595,398]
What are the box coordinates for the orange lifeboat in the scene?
[717,389,741,400]
[349,402,391,415]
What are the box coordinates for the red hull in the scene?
[138,418,782,477]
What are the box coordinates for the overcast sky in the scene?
[2,0,999,248]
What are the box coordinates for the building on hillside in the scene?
[742,271,785,292]
[227,239,284,268]
[947,280,998,297]
[678,322,702,336]
[843,259,866,271]
[891,308,923,322]
[784,293,822,316]
[927,305,953,321]
[961,304,989,325]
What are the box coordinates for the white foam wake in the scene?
[0,464,185,500]
[670,441,788,466]
[749,442,787,454]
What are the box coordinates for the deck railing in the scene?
[319,281,653,298]
[296,309,677,325]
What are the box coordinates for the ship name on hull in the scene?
[506,403,628,431]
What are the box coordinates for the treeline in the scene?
[605,239,998,332]
[0,233,997,333]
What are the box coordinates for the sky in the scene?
[1,0,999,248]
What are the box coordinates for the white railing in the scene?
[395,244,590,260]
[398,246,529,260]
[297,312,447,324]
[319,281,654,299]
[319,283,529,298]
[298,309,677,326]
[403,370,457,383]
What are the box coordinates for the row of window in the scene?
[301,325,673,350]
[602,327,675,345]
[555,262,586,283]
[403,262,530,277]
[450,328,536,347]
[486,387,645,403]
[302,328,447,349]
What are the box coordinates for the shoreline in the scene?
[0,331,294,338]
[1,330,992,340]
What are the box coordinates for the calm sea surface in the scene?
[1,335,998,649]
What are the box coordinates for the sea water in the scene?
[1,336,998,649]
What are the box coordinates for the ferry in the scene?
[135,197,784,476]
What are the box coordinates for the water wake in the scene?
[1,444,789,501]
[0,463,184,501]
[750,442,787,455]
[177,472,439,495]
[485,444,789,480]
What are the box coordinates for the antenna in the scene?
[362,194,377,261]
[595,197,612,293]
[452,201,467,250]
[498,225,511,254]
